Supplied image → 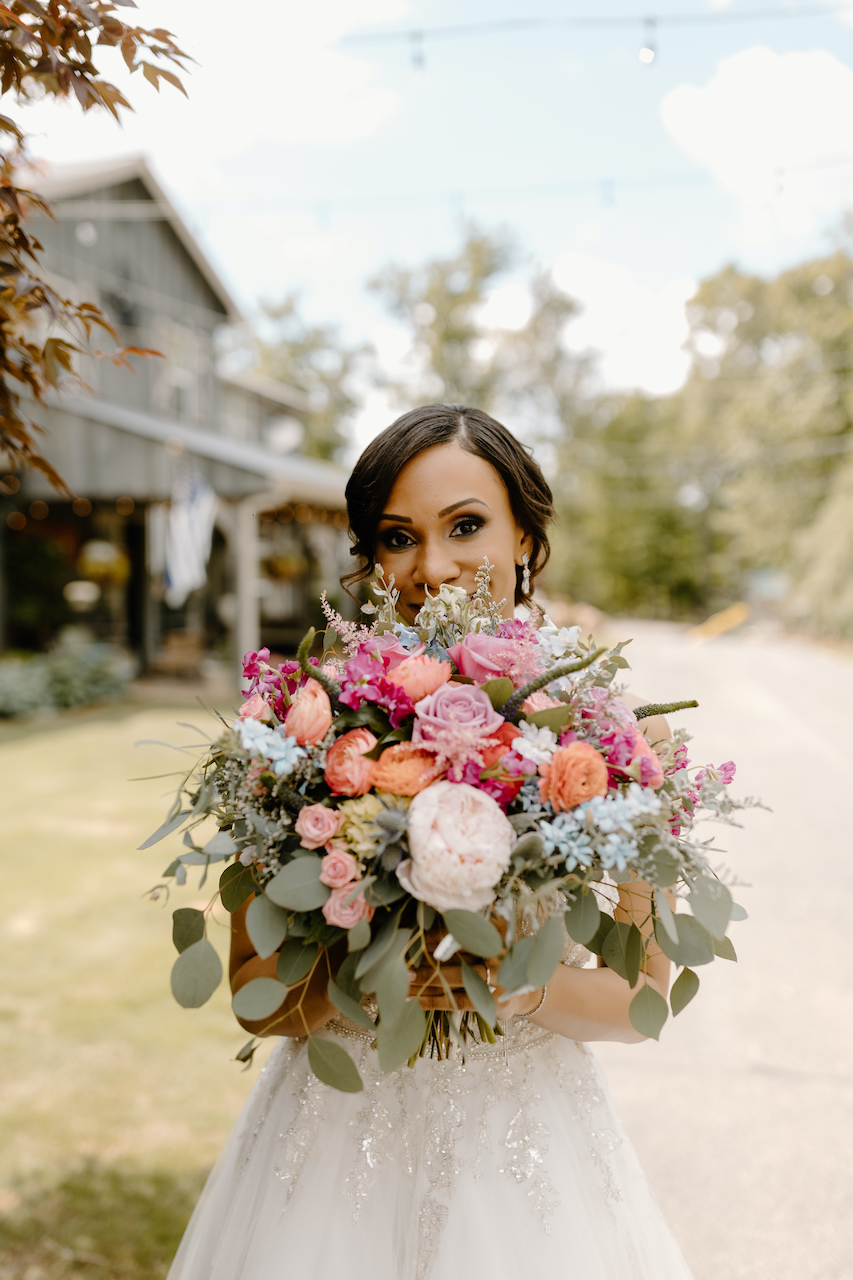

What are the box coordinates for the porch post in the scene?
[235,496,260,666]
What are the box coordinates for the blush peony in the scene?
[285,679,333,745]
[538,741,609,812]
[294,803,346,849]
[396,781,515,912]
[324,728,377,796]
[321,882,374,927]
[412,684,505,744]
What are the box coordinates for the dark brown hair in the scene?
[343,403,554,605]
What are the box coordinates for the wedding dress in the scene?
[167,939,694,1280]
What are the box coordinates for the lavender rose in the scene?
[396,781,515,912]
[412,683,504,745]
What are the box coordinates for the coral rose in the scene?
[538,741,609,812]
[294,803,346,849]
[285,679,333,746]
[480,721,522,770]
[324,728,377,796]
[371,744,436,795]
[321,882,374,928]
[386,655,452,702]
[238,691,271,720]
[396,780,515,912]
[319,848,360,888]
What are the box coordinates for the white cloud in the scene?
[661,47,853,240]
[553,252,695,395]
[16,0,406,202]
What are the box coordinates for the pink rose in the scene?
[319,848,360,887]
[363,633,424,671]
[631,731,664,788]
[294,804,346,850]
[239,691,271,720]
[387,655,452,702]
[324,728,377,796]
[322,883,374,928]
[446,632,518,684]
[412,684,505,744]
[396,780,515,912]
[285,679,333,745]
[521,690,561,715]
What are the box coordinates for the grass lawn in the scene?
[0,705,269,1279]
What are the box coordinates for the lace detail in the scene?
[271,1045,329,1199]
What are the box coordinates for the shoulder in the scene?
[619,691,671,747]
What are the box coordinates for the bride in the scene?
[167,404,694,1280]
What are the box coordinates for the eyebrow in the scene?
[378,498,490,524]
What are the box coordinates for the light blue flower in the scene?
[393,623,423,651]
[235,719,306,777]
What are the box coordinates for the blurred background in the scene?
[1,2,852,1278]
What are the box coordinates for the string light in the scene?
[639,18,657,65]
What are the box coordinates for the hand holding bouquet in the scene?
[144,561,754,1092]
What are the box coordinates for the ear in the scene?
[515,529,533,565]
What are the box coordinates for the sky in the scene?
[16,0,853,452]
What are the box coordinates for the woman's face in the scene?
[375,443,531,625]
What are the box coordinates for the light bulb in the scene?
[639,44,655,64]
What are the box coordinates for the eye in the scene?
[451,515,485,538]
[378,528,415,551]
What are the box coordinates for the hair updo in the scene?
[342,403,555,606]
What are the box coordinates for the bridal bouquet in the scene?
[144,561,752,1093]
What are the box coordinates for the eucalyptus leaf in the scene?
[170,938,222,1008]
[585,911,616,958]
[347,919,371,952]
[328,979,376,1030]
[308,1036,363,1093]
[376,1000,427,1074]
[601,920,643,988]
[564,892,601,945]
[670,966,700,1016]
[245,894,290,960]
[219,862,256,913]
[481,677,514,710]
[162,858,181,878]
[231,977,289,1021]
[526,916,567,988]
[367,946,409,1027]
[497,936,534,992]
[654,888,679,944]
[688,877,732,941]
[713,934,738,962]
[524,705,573,733]
[171,907,204,954]
[139,809,191,850]
[441,910,503,958]
[654,915,716,968]
[628,982,668,1040]
[355,911,402,979]
[335,952,363,1002]
[365,876,407,907]
[729,902,748,922]
[276,940,319,986]
[511,832,545,863]
[203,830,238,857]
[266,856,330,911]
[460,960,496,1025]
[235,1037,259,1066]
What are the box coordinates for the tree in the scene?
[1,1,187,491]
[251,294,372,462]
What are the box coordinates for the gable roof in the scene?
[36,154,242,323]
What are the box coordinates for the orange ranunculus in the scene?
[371,744,437,796]
[538,741,608,812]
[386,654,452,702]
[285,679,333,745]
[324,728,377,796]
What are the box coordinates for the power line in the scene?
[340,4,853,49]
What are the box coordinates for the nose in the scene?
[412,536,460,592]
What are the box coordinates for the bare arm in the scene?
[229,896,338,1037]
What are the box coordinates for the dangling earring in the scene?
[521,552,531,596]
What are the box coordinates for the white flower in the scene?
[414,583,469,637]
[513,721,559,766]
[537,617,582,662]
[396,781,515,912]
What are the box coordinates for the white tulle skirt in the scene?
[167,1016,693,1280]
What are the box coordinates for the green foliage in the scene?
[307,1036,363,1092]
[441,909,503,958]
[564,891,601,946]
[375,999,427,1074]
[171,908,204,954]
[670,966,700,1016]
[265,855,330,911]
[245,894,289,959]
[0,646,130,719]
[460,960,497,1024]
[231,977,288,1021]
[628,982,669,1041]
[169,938,222,1008]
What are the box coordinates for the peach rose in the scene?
[319,848,360,887]
[324,727,377,796]
[538,741,609,812]
[386,655,452,702]
[294,803,346,849]
[521,690,561,715]
[322,882,374,928]
[239,691,271,720]
[371,744,437,795]
[285,679,333,746]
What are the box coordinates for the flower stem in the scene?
[633,700,699,720]
[500,647,608,723]
[297,628,342,702]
